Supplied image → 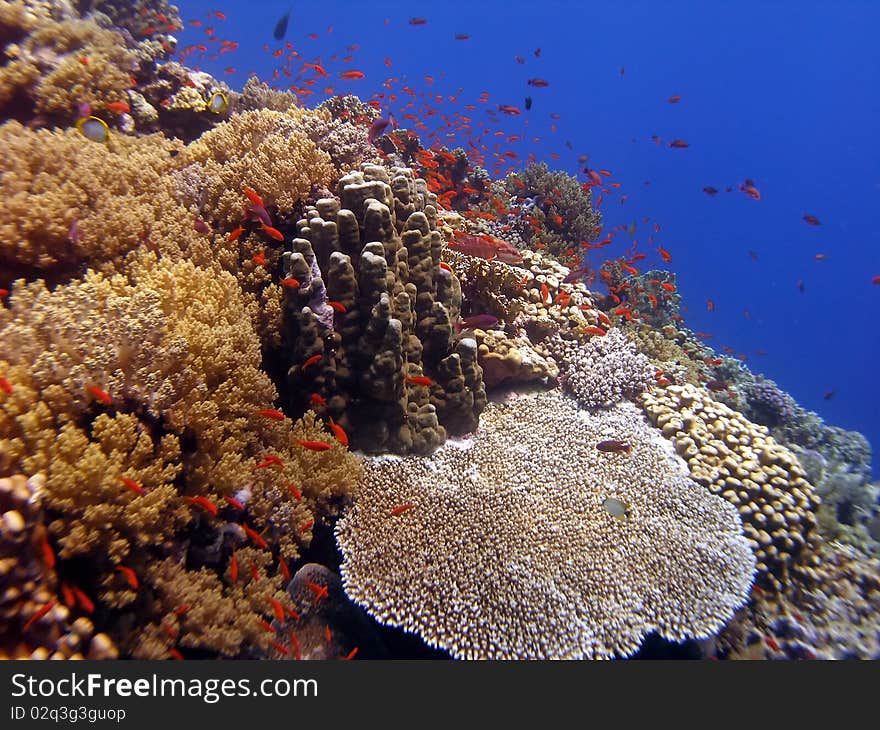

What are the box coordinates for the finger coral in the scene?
[337,389,755,659]
[282,165,487,454]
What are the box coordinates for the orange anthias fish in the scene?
[86,384,113,405]
[297,440,333,452]
[340,70,365,79]
[406,375,433,387]
[115,565,139,590]
[803,214,821,226]
[255,409,286,420]
[596,440,632,454]
[328,418,349,447]
[261,224,284,241]
[390,503,416,516]
[667,95,682,103]
[244,187,264,207]
[668,139,689,148]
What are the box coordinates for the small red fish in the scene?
[302,354,322,370]
[582,326,607,336]
[657,247,672,263]
[256,618,275,633]
[409,18,428,25]
[255,408,286,420]
[297,440,333,452]
[309,393,327,408]
[280,278,300,288]
[803,214,821,226]
[268,597,285,622]
[86,385,113,405]
[185,495,219,517]
[390,503,416,516]
[0,377,11,395]
[661,282,676,292]
[340,70,365,79]
[328,301,347,313]
[342,647,359,660]
[106,101,131,114]
[222,494,245,511]
[325,625,332,643]
[252,250,266,266]
[115,565,138,590]
[230,548,238,581]
[121,477,144,495]
[540,282,550,304]
[23,600,56,631]
[243,524,268,549]
[228,226,245,242]
[527,78,550,87]
[40,536,55,569]
[741,184,761,200]
[299,518,315,535]
[306,580,329,603]
[328,418,348,447]
[261,224,284,241]
[168,648,184,660]
[406,375,433,387]
[256,454,284,469]
[872,275,880,285]
[668,140,689,148]
[244,187,264,207]
[287,483,303,501]
[72,587,95,613]
[279,557,291,581]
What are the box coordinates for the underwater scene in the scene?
[0,0,878,661]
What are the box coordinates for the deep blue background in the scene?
[174,1,880,475]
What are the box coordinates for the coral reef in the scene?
[472,328,559,388]
[640,384,821,591]
[337,390,755,660]
[282,165,487,454]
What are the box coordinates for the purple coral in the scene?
[744,380,795,427]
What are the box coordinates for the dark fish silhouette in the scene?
[274,10,291,41]
[524,96,533,110]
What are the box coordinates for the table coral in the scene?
[337,389,755,659]
[282,164,487,454]
[640,384,821,591]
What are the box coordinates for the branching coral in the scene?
[337,390,755,659]
[179,109,335,227]
[548,328,654,408]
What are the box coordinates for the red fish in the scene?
[228,226,245,242]
[252,250,266,266]
[667,95,682,103]
[540,282,550,304]
[86,385,112,405]
[244,187,264,207]
[391,503,416,516]
[243,524,268,549]
[115,565,139,590]
[297,440,333,451]
[255,454,284,469]
[872,275,880,285]
[661,282,676,292]
[279,557,291,581]
[340,70,365,79]
[527,78,549,87]
[741,184,761,200]
[803,214,821,226]
[261,224,284,241]
[73,587,95,613]
[185,496,218,517]
[328,418,348,447]
[498,104,521,115]
[668,140,689,148]
[309,393,327,408]
[230,548,238,581]
[106,101,131,114]
[121,477,144,495]
[287,483,303,501]
[268,597,286,622]
[328,301,347,313]
[342,647,359,660]
[222,495,245,511]
[306,580,329,603]
[255,408,286,420]
[302,354,322,370]
[409,17,428,25]
[280,278,300,288]
[299,518,315,535]
[657,247,672,263]
[706,299,715,312]
[23,600,56,631]
[582,326,607,336]
[406,375,433,387]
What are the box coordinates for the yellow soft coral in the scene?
[180,109,335,226]
[0,121,184,274]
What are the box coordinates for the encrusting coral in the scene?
[640,383,821,591]
[282,164,487,454]
[336,389,755,660]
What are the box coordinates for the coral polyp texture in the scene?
[336,390,755,660]
[282,164,487,454]
[640,384,821,591]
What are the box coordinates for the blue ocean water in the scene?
[179,0,880,475]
